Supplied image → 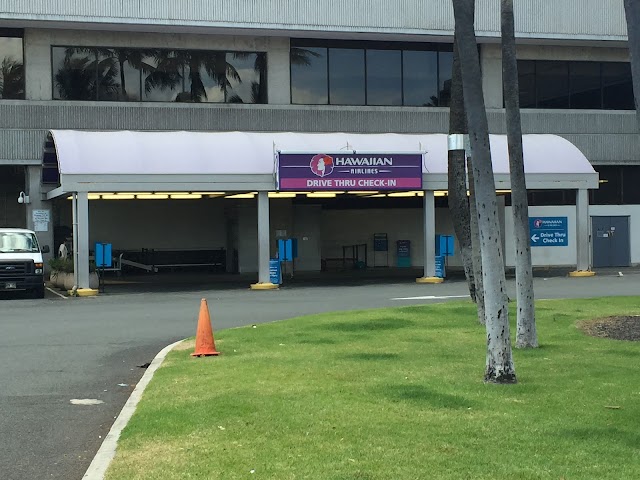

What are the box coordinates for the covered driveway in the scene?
[43,130,598,290]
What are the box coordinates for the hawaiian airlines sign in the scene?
[277,153,423,191]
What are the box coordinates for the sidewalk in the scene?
[94,264,640,295]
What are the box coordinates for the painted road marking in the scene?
[70,399,104,406]
[47,287,68,299]
[392,295,470,301]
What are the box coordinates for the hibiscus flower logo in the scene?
[310,154,334,178]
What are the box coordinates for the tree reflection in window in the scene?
[52,46,267,103]
[0,35,25,99]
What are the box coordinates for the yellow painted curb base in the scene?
[250,282,279,290]
[416,277,444,284]
[69,288,99,297]
[568,271,596,278]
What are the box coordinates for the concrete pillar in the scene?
[481,44,503,109]
[76,192,91,290]
[267,37,291,105]
[24,29,53,100]
[71,193,78,287]
[251,191,277,289]
[497,194,507,268]
[417,190,441,283]
[574,188,592,273]
[25,166,54,269]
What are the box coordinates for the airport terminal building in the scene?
[0,1,636,288]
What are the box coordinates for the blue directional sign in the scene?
[435,255,446,278]
[529,217,568,247]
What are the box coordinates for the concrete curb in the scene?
[82,339,185,480]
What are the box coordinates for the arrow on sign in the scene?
[531,234,540,243]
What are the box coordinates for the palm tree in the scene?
[447,35,478,310]
[502,0,537,348]
[452,0,516,384]
[624,0,640,131]
[0,57,24,99]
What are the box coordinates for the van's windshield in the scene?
[0,232,40,253]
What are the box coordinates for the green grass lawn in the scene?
[106,297,640,480]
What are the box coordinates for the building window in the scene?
[329,48,365,105]
[518,60,635,110]
[51,46,267,103]
[290,39,453,107]
[0,29,25,100]
[589,165,640,205]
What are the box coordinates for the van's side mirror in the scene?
[41,245,50,254]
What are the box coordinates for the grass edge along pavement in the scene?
[106,298,640,480]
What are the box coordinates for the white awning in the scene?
[45,130,598,196]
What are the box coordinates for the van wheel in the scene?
[32,285,45,299]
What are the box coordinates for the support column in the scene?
[570,188,595,277]
[72,193,78,288]
[417,190,442,284]
[497,194,507,269]
[251,191,278,290]
[25,166,54,270]
[76,191,97,293]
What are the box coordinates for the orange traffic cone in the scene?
[191,298,220,357]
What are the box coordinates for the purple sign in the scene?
[277,153,423,191]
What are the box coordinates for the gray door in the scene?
[592,216,630,268]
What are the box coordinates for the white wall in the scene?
[58,198,227,251]
[237,203,257,273]
[504,206,577,267]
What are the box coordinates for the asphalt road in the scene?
[0,272,639,480]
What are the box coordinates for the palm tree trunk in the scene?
[467,156,485,325]
[448,36,476,303]
[625,0,640,131]
[453,0,516,383]
[501,0,537,348]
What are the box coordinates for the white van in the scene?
[0,228,50,298]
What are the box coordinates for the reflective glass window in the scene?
[53,47,98,100]
[51,46,268,103]
[590,166,623,205]
[0,33,24,99]
[622,166,640,204]
[603,62,634,110]
[536,61,569,108]
[142,50,187,102]
[569,62,601,109]
[518,60,536,108]
[179,50,226,103]
[329,48,365,105]
[403,50,438,106]
[227,52,266,104]
[366,49,401,106]
[96,48,142,101]
[291,47,328,104]
[438,50,454,107]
